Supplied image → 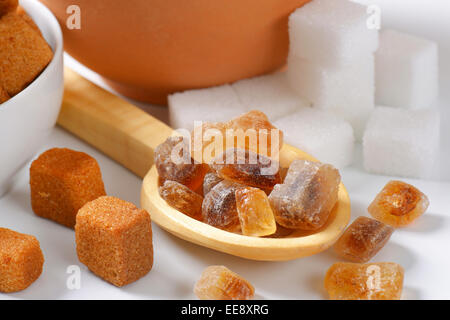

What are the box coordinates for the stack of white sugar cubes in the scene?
[169,73,306,132]
[168,0,440,179]
[364,29,440,179]
[169,71,355,169]
[287,0,378,140]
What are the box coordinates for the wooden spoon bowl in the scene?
[141,144,350,261]
[60,68,351,262]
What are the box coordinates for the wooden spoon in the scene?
[59,68,351,261]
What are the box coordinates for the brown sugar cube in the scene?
[0,227,44,293]
[194,265,255,300]
[324,262,404,300]
[0,84,9,103]
[334,217,394,263]
[0,0,17,16]
[16,6,42,37]
[75,196,153,287]
[159,180,203,220]
[30,148,106,228]
[0,12,53,96]
[368,180,429,227]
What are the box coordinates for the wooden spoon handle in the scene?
[57,67,173,178]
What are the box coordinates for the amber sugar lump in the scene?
[227,110,284,157]
[202,180,243,232]
[202,172,223,196]
[210,148,282,192]
[194,265,255,300]
[190,110,283,164]
[159,180,203,220]
[155,136,208,191]
[235,187,276,237]
[334,216,394,263]
[368,180,429,227]
[269,160,340,230]
[75,196,153,287]
[325,262,404,300]
[0,227,44,293]
[30,148,106,228]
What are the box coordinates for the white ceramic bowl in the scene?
[0,0,63,197]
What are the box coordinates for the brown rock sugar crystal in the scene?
[334,216,394,263]
[202,180,243,232]
[368,180,429,227]
[325,262,404,300]
[235,187,276,237]
[155,136,208,191]
[210,148,281,192]
[191,110,283,164]
[269,160,340,230]
[194,265,255,300]
[159,180,203,221]
[202,172,223,196]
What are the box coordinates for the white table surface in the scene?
[1,0,450,300]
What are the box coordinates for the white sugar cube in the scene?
[375,29,439,109]
[363,106,440,179]
[168,84,245,131]
[275,108,354,168]
[289,0,379,67]
[232,72,308,120]
[287,55,374,139]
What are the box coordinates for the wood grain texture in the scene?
[57,68,173,178]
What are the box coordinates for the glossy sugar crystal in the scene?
[194,266,254,300]
[155,136,208,191]
[368,180,429,227]
[191,110,283,164]
[269,160,340,230]
[210,148,282,192]
[159,180,203,221]
[325,262,404,300]
[235,187,276,237]
[334,216,394,262]
[202,180,243,232]
[202,172,223,196]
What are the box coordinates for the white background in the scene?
[1,0,449,299]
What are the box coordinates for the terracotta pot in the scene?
[40,0,309,105]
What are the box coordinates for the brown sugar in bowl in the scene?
[39,0,310,105]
